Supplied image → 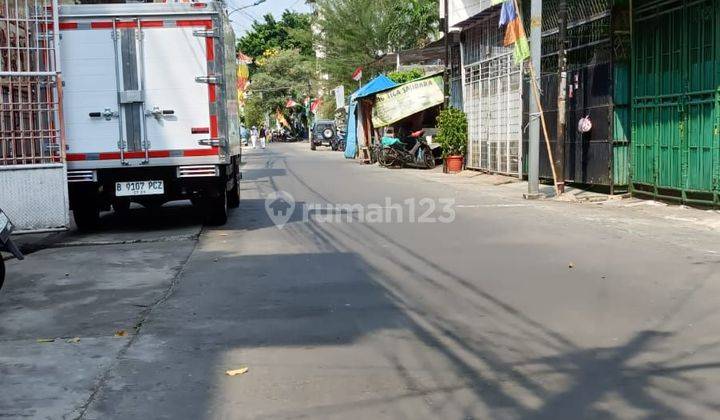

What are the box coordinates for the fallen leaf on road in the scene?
[66,337,80,344]
[225,367,249,376]
[114,330,127,337]
[36,338,55,343]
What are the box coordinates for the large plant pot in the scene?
[444,155,464,173]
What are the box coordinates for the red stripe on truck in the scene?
[141,21,164,28]
[192,127,210,134]
[60,20,212,30]
[90,21,113,29]
[206,37,214,61]
[208,85,216,102]
[183,148,218,157]
[67,149,218,161]
[176,20,212,28]
[66,153,86,161]
[210,115,219,138]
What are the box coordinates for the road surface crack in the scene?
[71,231,201,420]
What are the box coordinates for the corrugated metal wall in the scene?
[521,0,630,191]
[632,0,719,205]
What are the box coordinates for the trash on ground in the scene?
[114,330,127,337]
[225,367,249,376]
[568,262,575,269]
[66,337,80,344]
[36,338,55,343]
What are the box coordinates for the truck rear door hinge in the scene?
[195,75,223,85]
[193,28,219,38]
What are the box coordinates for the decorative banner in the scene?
[371,75,444,127]
[276,109,290,128]
[334,85,345,110]
[236,52,252,109]
[310,98,323,114]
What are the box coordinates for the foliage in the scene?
[243,94,265,128]
[436,108,468,157]
[236,11,313,59]
[387,0,439,50]
[314,0,438,89]
[246,49,315,131]
[388,68,425,84]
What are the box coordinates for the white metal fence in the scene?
[0,0,68,231]
[462,15,523,177]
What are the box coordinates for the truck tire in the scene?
[73,202,100,231]
[0,257,5,291]
[228,176,240,209]
[310,142,316,151]
[205,190,228,226]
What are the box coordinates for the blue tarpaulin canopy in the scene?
[344,75,398,158]
[354,75,397,99]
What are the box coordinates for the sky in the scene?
[226,0,313,37]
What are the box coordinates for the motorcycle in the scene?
[379,130,436,169]
[0,207,24,291]
[331,129,346,152]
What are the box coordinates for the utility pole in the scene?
[307,79,312,143]
[555,0,567,194]
[443,0,450,107]
[526,0,542,198]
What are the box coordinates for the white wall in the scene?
[439,0,495,28]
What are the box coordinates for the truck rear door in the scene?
[61,25,121,160]
[142,21,214,158]
[61,16,217,165]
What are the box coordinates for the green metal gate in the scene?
[632,0,720,205]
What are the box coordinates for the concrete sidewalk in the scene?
[378,165,720,241]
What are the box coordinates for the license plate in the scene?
[115,180,164,197]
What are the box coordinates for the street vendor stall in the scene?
[344,75,397,159]
[344,74,445,161]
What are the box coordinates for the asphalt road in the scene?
[2,142,720,419]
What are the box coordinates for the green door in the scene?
[632,0,719,204]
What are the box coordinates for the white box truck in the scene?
[58,1,241,228]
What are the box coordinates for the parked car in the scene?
[310,120,337,150]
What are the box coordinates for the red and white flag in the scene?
[285,99,297,108]
[351,67,363,82]
[310,98,323,114]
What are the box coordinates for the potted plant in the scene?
[436,107,468,173]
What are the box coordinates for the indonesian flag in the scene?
[285,99,297,108]
[310,98,323,114]
[351,67,363,82]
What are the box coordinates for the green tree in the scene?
[388,68,425,84]
[314,0,438,88]
[236,11,313,59]
[247,49,315,132]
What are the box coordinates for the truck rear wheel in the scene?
[0,258,5,291]
[73,202,100,231]
[205,190,228,226]
[228,177,240,209]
